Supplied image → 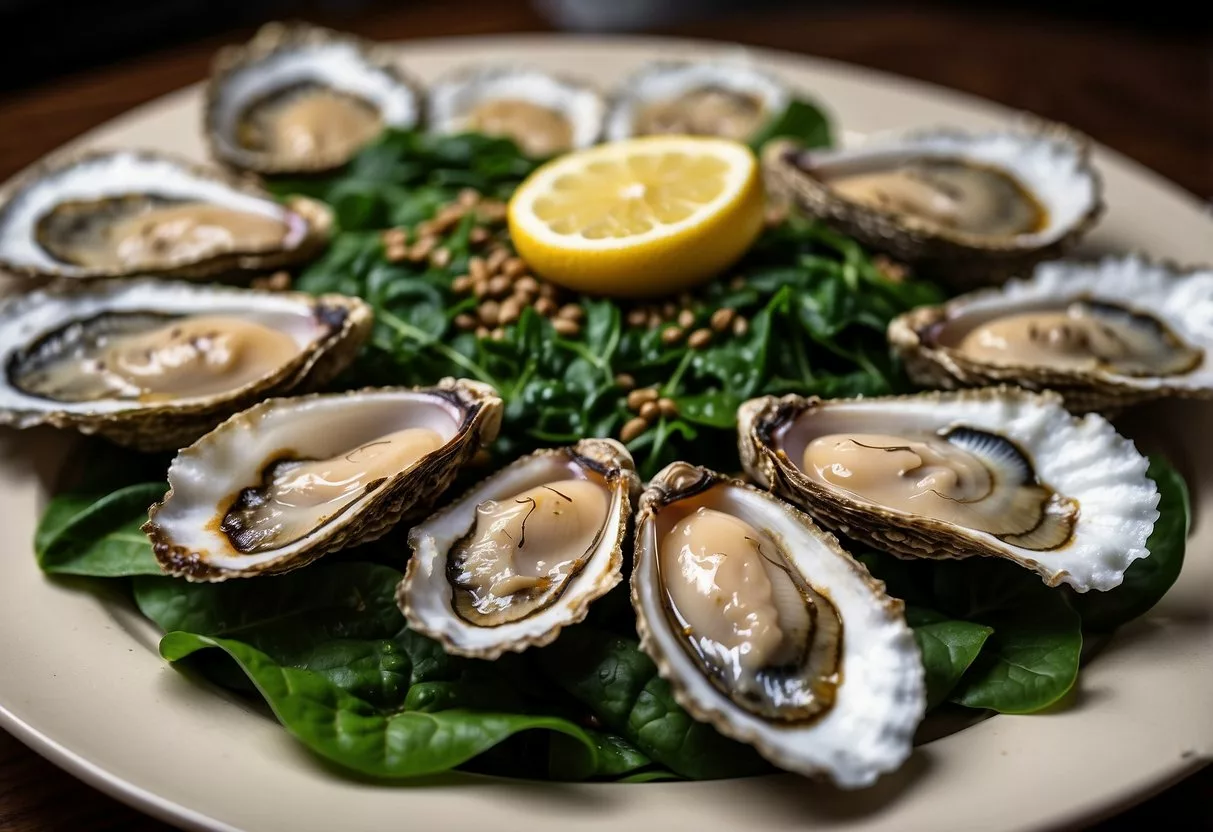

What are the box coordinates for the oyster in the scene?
[0,150,330,281]
[739,388,1159,592]
[427,66,605,157]
[605,61,791,143]
[206,22,421,174]
[400,439,637,658]
[0,279,371,450]
[764,126,1103,289]
[632,462,924,788]
[144,379,503,580]
[890,255,1213,413]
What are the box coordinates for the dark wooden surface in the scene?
[0,2,1209,830]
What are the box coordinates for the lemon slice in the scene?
[508,136,764,297]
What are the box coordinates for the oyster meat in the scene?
[633,462,924,788]
[400,439,638,658]
[606,61,791,143]
[764,126,1103,289]
[427,66,605,157]
[144,379,503,580]
[890,255,1213,413]
[207,22,421,174]
[0,279,371,450]
[739,388,1159,592]
[0,150,330,281]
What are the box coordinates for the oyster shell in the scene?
[605,60,790,143]
[890,255,1213,413]
[0,150,330,281]
[764,125,1103,289]
[739,388,1159,592]
[206,22,421,174]
[144,379,503,581]
[428,66,605,157]
[632,461,924,788]
[0,279,371,450]
[399,439,637,659]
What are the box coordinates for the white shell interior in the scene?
[0,280,335,420]
[427,67,605,148]
[210,42,419,166]
[804,128,1098,245]
[0,152,309,276]
[939,255,1213,390]
[635,477,923,788]
[774,393,1160,592]
[152,390,467,574]
[605,60,791,141]
[406,450,626,655]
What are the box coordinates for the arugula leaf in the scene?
[160,632,597,778]
[539,627,771,779]
[905,607,993,709]
[35,482,165,577]
[750,98,833,150]
[1069,456,1189,632]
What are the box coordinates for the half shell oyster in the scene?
[0,150,330,281]
[606,60,791,143]
[739,388,1159,592]
[400,439,638,658]
[144,379,503,580]
[632,461,924,788]
[206,22,421,174]
[0,279,371,450]
[889,255,1213,413]
[764,125,1103,289]
[427,66,605,157]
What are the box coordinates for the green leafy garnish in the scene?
[750,98,833,150]
[1069,456,1189,631]
[35,482,165,577]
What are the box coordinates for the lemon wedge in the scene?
[507,136,764,297]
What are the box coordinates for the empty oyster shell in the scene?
[890,255,1213,413]
[0,279,371,450]
[764,125,1103,289]
[400,439,638,659]
[0,150,330,281]
[632,461,924,788]
[428,66,605,157]
[206,22,421,174]
[144,379,503,581]
[739,388,1159,592]
[606,60,791,143]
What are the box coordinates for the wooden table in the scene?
[0,2,1208,829]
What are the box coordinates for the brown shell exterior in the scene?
[0,148,332,283]
[144,378,504,581]
[397,438,639,659]
[762,124,1104,291]
[737,388,1072,575]
[888,295,1213,416]
[0,284,374,452]
[630,461,918,777]
[205,21,423,175]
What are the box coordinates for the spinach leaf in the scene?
[548,729,656,781]
[539,628,770,779]
[1070,456,1189,632]
[35,482,165,577]
[160,632,597,778]
[905,607,993,709]
[932,561,1082,714]
[750,98,833,150]
[135,563,461,710]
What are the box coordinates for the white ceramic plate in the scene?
[0,35,1210,832]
